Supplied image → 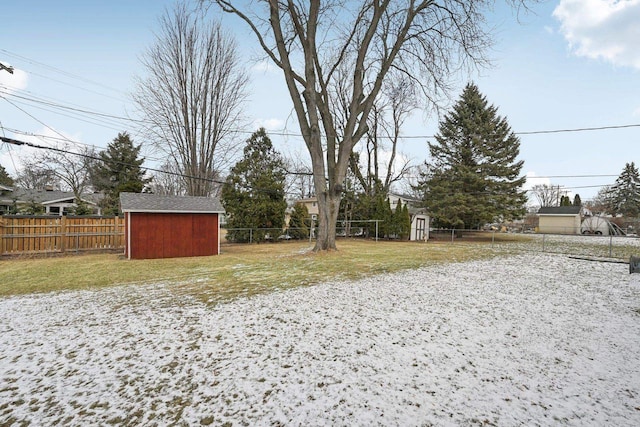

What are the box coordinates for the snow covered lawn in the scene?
[1,252,639,426]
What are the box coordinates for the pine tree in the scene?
[573,194,582,207]
[389,199,402,239]
[222,128,287,243]
[401,202,411,240]
[90,132,150,216]
[288,202,309,239]
[608,162,640,217]
[560,195,572,206]
[382,197,394,238]
[415,83,527,229]
[0,164,14,187]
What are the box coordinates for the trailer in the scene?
[580,216,625,236]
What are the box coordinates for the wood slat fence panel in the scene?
[0,216,124,256]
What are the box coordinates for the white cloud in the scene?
[253,118,285,131]
[250,59,277,74]
[3,127,83,174]
[553,0,640,69]
[0,62,28,93]
[633,106,640,117]
[524,171,551,191]
[0,150,19,177]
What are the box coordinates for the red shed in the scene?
[120,192,224,260]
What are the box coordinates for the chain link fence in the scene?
[222,225,640,262]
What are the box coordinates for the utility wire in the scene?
[2,97,77,148]
[0,87,141,125]
[4,125,621,182]
[0,135,225,185]
[3,85,640,141]
[515,123,640,135]
[0,48,127,97]
[3,126,199,166]
[0,135,309,196]
[0,135,615,201]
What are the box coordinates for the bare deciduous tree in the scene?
[531,184,563,207]
[208,0,524,251]
[16,161,58,191]
[17,144,94,196]
[148,160,187,196]
[586,186,613,215]
[135,3,248,196]
[285,157,315,201]
[350,74,416,196]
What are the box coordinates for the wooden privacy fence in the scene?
[0,215,124,256]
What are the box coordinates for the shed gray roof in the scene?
[537,206,582,215]
[120,192,224,213]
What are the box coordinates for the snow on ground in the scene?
[1,252,640,426]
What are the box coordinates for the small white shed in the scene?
[537,206,582,235]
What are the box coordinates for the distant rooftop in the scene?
[537,206,582,215]
[0,187,100,205]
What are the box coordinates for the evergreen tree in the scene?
[288,202,309,239]
[91,132,150,216]
[607,162,640,217]
[390,199,403,238]
[415,83,527,229]
[381,197,394,238]
[71,200,94,216]
[392,199,412,240]
[0,164,14,187]
[222,128,287,243]
[560,195,572,206]
[573,194,582,207]
[401,202,411,240]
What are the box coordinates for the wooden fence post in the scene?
[60,216,66,253]
[0,218,4,255]
[115,216,120,249]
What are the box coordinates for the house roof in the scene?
[120,192,224,214]
[0,188,99,205]
[388,192,421,203]
[537,206,582,215]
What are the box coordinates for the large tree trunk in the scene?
[314,191,340,251]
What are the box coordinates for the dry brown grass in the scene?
[0,237,519,302]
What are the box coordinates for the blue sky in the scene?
[1,0,639,203]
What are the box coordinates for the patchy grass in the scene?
[0,238,507,301]
[3,233,635,303]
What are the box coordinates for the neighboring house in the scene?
[295,197,320,220]
[120,192,224,259]
[0,187,102,216]
[292,193,430,241]
[388,192,430,241]
[537,206,582,235]
[0,185,12,215]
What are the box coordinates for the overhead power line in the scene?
[0,63,14,74]
[525,174,618,179]
[0,135,310,196]
[0,135,225,186]
[0,48,126,97]
[515,123,640,135]
[3,83,640,141]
